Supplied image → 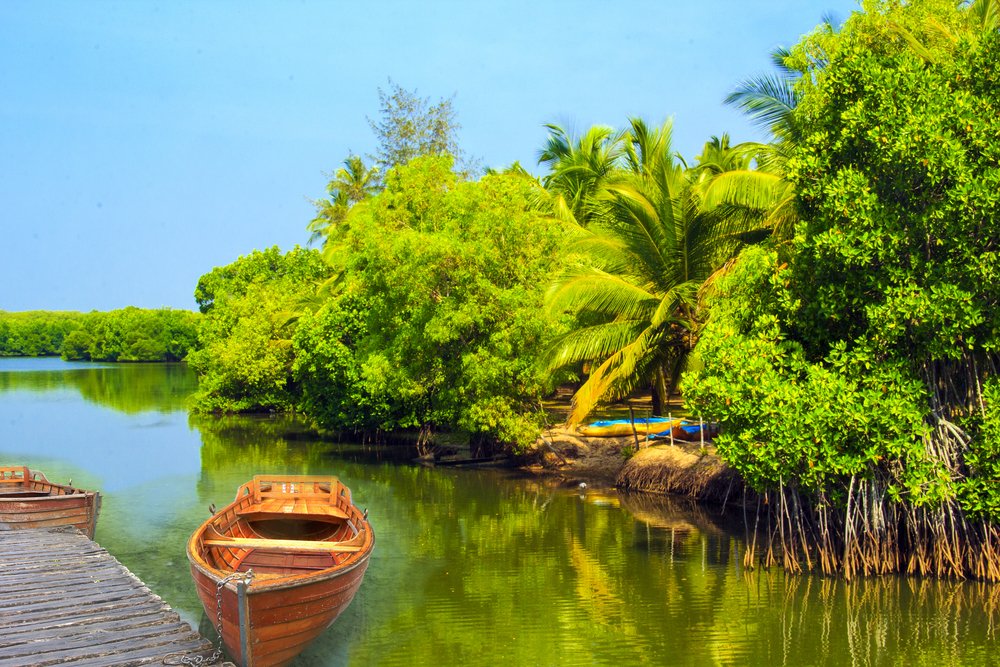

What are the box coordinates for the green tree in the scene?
[307,154,380,245]
[189,247,331,412]
[701,40,824,243]
[538,124,626,227]
[684,0,1000,578]
[0,310,197,361]
[296,156,567,450]
[368,79,464,174]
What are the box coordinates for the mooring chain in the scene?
[163,569,255,666]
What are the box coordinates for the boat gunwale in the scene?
[0,489,101,501]
[0,466,99,498]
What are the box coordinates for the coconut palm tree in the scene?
[308,155,380,245]
[544,119,766,422]
[703,14,846,242]
[538,123,627,227]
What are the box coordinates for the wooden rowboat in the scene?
[186,475,375,667]
[0,465,101,538]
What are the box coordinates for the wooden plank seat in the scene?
[202,524,365,554]
[236,496,349,522]
[203,536,363,553]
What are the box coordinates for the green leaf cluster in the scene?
[684,248,948,504]
[0,311,81,356]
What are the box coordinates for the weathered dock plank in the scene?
[0,526,231,666]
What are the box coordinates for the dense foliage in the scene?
[0,311,79,356]
[0,309,199,361]
[683,0,1000,577]
[296,156,567,450]
[308,81,468,250]
[183,5,1000,578]
[193,158,565,450]
[188,246,332,412]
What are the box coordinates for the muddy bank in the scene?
[526,427,746,502]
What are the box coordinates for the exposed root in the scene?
[741,479,1000,581]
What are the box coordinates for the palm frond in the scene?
[702,169,787,214]
[725,72,800,139]
[547,268,660,321]
[567,326,667,424]
[968,0,1000,32]
[543,320,649,371]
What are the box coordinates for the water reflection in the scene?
[1,360,999,666]
[0,358,195,413]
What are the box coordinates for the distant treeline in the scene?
[0,308,200,361]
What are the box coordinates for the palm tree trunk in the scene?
[651,368,668,417]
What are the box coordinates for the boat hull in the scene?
[189,554,370,667]
[0,466,101,538]
[669,422,720,442]
[579,418,682,438]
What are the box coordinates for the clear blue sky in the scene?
[1,0,859,312]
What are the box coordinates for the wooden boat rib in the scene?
[187,475,375,667]
[0,465,101,538]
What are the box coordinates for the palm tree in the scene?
[888,0,999,62]
[544,119,766,422]
[308,155,380,245]
[538,123,627,227]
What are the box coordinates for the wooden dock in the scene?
[0,526,230,666]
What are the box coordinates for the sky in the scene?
[1,0,860,312]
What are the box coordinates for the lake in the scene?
[0,358,996,666]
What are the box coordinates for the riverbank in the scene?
[526,426,744,503]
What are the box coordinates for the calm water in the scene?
[1,358,997,666]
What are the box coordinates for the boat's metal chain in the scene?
[163,569,254,666]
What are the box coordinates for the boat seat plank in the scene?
[204,537,362,553]
[237,497,349,521]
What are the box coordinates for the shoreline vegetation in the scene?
[10,1,1000,581]
[0,308,199,362]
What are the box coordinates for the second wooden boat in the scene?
[187,475,375,667]
[670,421,720,442]
[0,465,101,538]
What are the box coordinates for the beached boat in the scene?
[579,417,683,438]
[186,475,375,667]
[671,421,719,442]
[646,421,720,442]
[0,465,101,538]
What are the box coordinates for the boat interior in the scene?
[200,476,369,578]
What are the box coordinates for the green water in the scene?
[0,358,996,666]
